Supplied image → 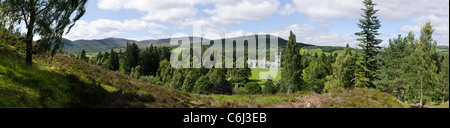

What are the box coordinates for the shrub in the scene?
[262,79,277,94]
[182,71,199,92]
[233,87,247,95]
[245,82,262,94]
[212,77,233,95]
[193,76,213,94]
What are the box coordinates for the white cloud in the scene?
[291,0,449,21]
[64,19,166,40]
[97,0,201,22]
[292,0,362,22]
[204,0,280,24]
[98,0,280,25]
[261,24,358,47]
[97,0,123,11]
[279,3,296,16]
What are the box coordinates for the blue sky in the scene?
[62,0,449,47]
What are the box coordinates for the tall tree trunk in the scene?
[420,78,423,108]
[25,1,36,66]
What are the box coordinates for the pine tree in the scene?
[123,42,140,74]
[109,49,120,71]
[182,70,200,92]
[80,49,87,62]
[170,68,185,90]
[354,0,382,89]
[157,59,174,84]
[279,31,303,94]
[376,34,413,100]
[439,54,449,103]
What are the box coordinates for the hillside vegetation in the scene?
[0,32,412,108]
[1,32,213,108]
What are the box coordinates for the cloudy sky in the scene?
[62,0,449,47]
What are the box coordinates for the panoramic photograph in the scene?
[0,0,449,110]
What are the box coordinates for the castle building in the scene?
[247,52,282,69]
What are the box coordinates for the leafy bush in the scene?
[212,77,233,95]
[245,82,262,94]
[262,79,277,94]
[193,76,213,94]
[233,87,247,95]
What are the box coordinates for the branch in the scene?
[17,0,29,27]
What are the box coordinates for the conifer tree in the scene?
[376,34,413,100]
[279,31,303,94]
[354,0,382,88]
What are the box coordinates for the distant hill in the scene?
[62,35,315,54]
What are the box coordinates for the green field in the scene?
[249,68,282,83]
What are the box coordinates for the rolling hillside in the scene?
[62,35,317,54]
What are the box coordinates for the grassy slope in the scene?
[1,33,215,108]
[249,69,282,83]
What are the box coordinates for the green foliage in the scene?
[80,49,87,62]
[193,76,213,94]
[123,42,140,74]
[439,54,449,103]
[1,0,87,65]
[280,31,303,93]
[401,22,440,105]
[109,49,120,71]
[376,34,414,100]
[170,69,185,90]
[207,68,226,85]
[233,87,247,95]
[245,82,262,94]
[157,59,174,84]
[262,79,277,94]
[302,54,329,93]
[140,44,160,76]
[354,0,382,88]
[324,44,355,92]
[182,70,200,92]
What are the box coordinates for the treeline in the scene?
[73,42,171,78]
[279,23,448,105]
[276,0,449,106]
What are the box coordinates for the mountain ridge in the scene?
[62,35,315,53]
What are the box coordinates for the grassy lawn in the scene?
[300,48,331,56]
[249,68,282,83]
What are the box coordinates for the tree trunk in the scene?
[420,79,423,108]
[25,1,36,66]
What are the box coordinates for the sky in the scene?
[61,0,450,47]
